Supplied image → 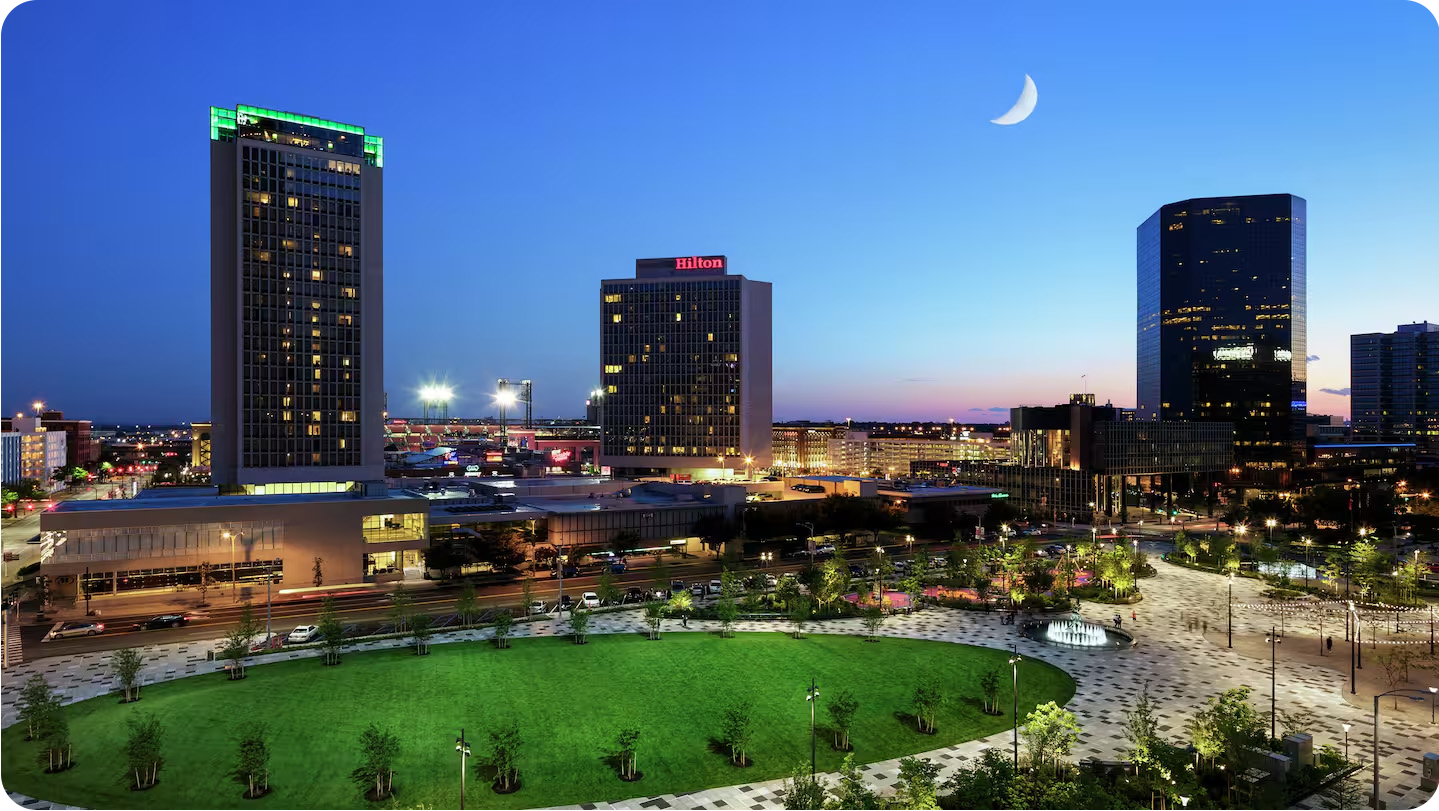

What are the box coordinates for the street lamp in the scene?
[1341,722,1351,763]
[1227,573,1234,648]
[221,530,243,600]
[744,455,754,480]
[1302,538,1313,589]
[494,389,518,444]
[805,678,820,778]
[455,729,472,809]
[1265,626,1281,740]
[1008,646,1023,769]
[797,522,816,567]
[1372,689,1434,809]
[1265,517,1277,544]
[874,546,885,604]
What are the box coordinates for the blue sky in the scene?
[3,0,1436,424]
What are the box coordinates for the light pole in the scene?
[744,455,754,481]
[455,729,472,809]
[1303,538,1313,589]
[874,546,885,604]
[798,522,816,567]
[1009,646,1022,769]
[1227,573,1234,648]
[1349,601,1358,695]
[1265,626,1281,740]
[1266,517,1277,545]
[1342,722,1351,764]
[806,677,820,778]
[1373,689,1434,809]
[221,530,244,600]
[494,389,517,445]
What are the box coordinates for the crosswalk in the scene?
[3,613,22,667]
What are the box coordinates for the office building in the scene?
[209,104,385,490]
[1351,322,1439,453]
[2,410,97,470]
[772,422,849,473]
[1,431,21,484]
[599,256,772,477]
[8,417,68,492]
[1137,194,1306,484]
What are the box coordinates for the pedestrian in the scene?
[1131,609,1137,623]
[1202,619,1208,633]
[1326,635,1332,653]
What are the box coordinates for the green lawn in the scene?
[1,631,1074,809]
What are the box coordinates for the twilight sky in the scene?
[3,1,1436,424]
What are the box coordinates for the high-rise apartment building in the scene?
[209,105,385,489]
[1351,322,1439,453]
[599,256,772,476]
[1137,194,1306,482]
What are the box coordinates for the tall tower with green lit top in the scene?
[209,105,385,491]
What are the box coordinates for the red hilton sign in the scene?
[675,256,725,270]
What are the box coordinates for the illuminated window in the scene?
[339,439,347,449]
[341,288,356,298]
[282,397,291,407]
[675,313,682,322]
[337,315,353,326]
[281,411,292,421]
[707,333,714,341]
[312,355,322,365]
[606,384,617,394]
[311,270,323,281]
[314,369,322,379]
[603,294,621,303]
[340,411,356,422]
[311,411,322,422]
[612,314,622,323]
[604,364,622,373]
[307,425,321,436]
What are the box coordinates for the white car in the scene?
[580,592,601,608]
[763,573,778,587]
[288,625,320,643]
[528,600,548,615]
[708,579,723,595]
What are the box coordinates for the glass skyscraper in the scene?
[209,105,386,488]
[1351,322,1438,453]
[1136,194,1306,482]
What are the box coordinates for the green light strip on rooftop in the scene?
[236,104,365,135]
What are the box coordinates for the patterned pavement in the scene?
[2,548,1435,810]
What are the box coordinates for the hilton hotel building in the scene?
[37,107,427,598]
[599,256,772,477]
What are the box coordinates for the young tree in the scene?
[643,601,665,640]
[900,573,923,612]
[123,712,164,790]
[1319,774,1366,810]
[1021,701,1081,777]
[221,603,261,680]
[782,760,828,810]
[18,674,58,741]
[409,610,433,655]
[716,588,739,638]
[979,668,1001,715]
[826,688,859,751]
[614,726,641,780]
[861,602,885,641]
[197,561,214,607]
[815,558,848,615]
[596,569,623,607]
[831,753,880,810]
[1186,687,1267,772]
[667,590,693,626]
[318,596,345,666]
[1122,681,1161,769]
[111,648,144,703]
[912,667,944,733]
[520,574,535,617]
[34,692,70,772]
[946,552,966,584]
[493,611,514,649]
[720,699,755,765]
[568,606,591,644]
[312,556,324,587]
[894,756,942,810]
[484,720,522,792]
[231,721,271,799]
[351,723,399,800]
[775,576,801,610]
[789,596,812,639]
[386,587,412,633]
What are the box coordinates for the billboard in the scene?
[635,256,727,277]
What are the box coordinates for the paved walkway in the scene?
[2,548,1434,810]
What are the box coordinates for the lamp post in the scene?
[1266,517,1277,545]
[1342,722,1351,763]
[1372,689,1435,809]
[744,455,754,481]
[1265,626,1281,740]
[455,729,472,809]
[1227,573,1234,648]
[1009,646,1022,769]
[1303,538,1313,589]
[1349,601,1358,695]
[221,530,244,600]
[806,677,820,778]
[717,455,726,479]
[798,522,816,567]
[874,546,885,604]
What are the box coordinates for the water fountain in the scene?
[1022,617,1136,650]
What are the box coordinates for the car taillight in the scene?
[96,624,105,630]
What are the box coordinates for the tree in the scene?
[484,719,522,793]
[614,726,641,780]
[351,723,399,800]
[666,590,692,625]
[861,602,885,641]
[123,712,164,789]
[520,574,535,617]
[720,699,755,765]
[387,587,413,633]
[788,596,811,639]
[826,688,859,751]
[782,760,828,810]
[111,648,144,703]
[1122,681,1162,770]
[946,551,966,584]
[912,667,944,733]
[455,583,479,628]
[35,689,71,772]
[596,569,622,607]
[231,721,271,799]
[894,756,942,810]
[815,558,848,614]
[409,610,433,655]
[832,753,881,809]
[318,596,345,666]
[609,529,642,557]
[493,610,514,649]
[196,561,215,607]
[1021,701,1081,777]
[643,601,664,640]
[775,576,801,610]
[568,606,591,644]
[312,556,324,587]
[979,668,1001,715]
[1319,774,1366,810]
[1175,529,1197,563]
[716,588,739,638]
[1186,687,1266,772]
[899,573,923,612]
[18,675,58,741]
[221,603,261,680]
[1377,650,1410,707]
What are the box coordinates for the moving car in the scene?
[47,620,105,639]
[137,614,188,630]
[288,625,321,643]
[580,592,601,608]
[549,565,581,579]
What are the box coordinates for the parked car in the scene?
[786,548,812,559]
[624,587,646,604]
[47,620,105,639]
[528,600,548,614]
[581,592,601,608]
[691,583,705,598]
[892,559,910,572]
[671,579,686,594]
[560,594,574,609]
[288,625,321,643]
[136,614,188,630]
[650,586,669,600]
[848,565,868,578]
[549,565,581,579]
[763,573,778,587]
[931,556,948,568]
[816,544,836,554]
[708,579,723,595]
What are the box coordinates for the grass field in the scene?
[1,630,1075,809]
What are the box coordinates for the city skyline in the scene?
[4,1,1437,424]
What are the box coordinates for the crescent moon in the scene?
[990,74,1038,125]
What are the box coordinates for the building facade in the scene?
[1,431,21,484]
[1350,322,1438,454]
[599,256,772,476]
[830,432,1007,477]
[1137,194,1306,483]
[209,105,385,489]
[8,417,68,492]
[771,422,849,473]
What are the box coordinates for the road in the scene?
[2,475,150,589]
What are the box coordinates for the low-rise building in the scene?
[8,417,68,492]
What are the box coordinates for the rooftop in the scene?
[53,488,424,514]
